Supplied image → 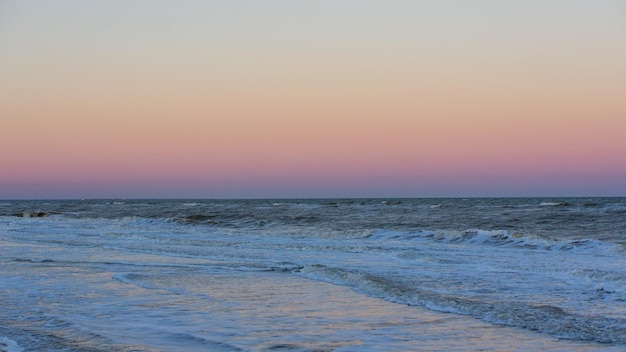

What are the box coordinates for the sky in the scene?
[1,0,625,199]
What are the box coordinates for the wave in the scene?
[165,333,244,351]
[175,212,272,228]
[5,211,622,257]
[601,203,626,214]
[366,229,625,253]
[539,201,570,207]
[566,269,626,295]
[299,265,626,344]
[0,336,24,352]
[2,313,118,352]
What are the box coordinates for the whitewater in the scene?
[1,198,625,351]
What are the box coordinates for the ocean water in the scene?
[1,198,625,351]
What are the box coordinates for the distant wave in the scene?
[366,229,625,254]
[539,201,570,207]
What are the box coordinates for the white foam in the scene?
[539,201,568,206]
[0,337,24,352]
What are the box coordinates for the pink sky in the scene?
[1,1,625,198]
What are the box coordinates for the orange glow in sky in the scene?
[1,0,625,198]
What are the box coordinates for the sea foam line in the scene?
[300,264,626,344]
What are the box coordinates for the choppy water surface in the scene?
[1,198,625,351]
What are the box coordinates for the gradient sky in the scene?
[1,0,625,199]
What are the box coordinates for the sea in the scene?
[1,198,625,351]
